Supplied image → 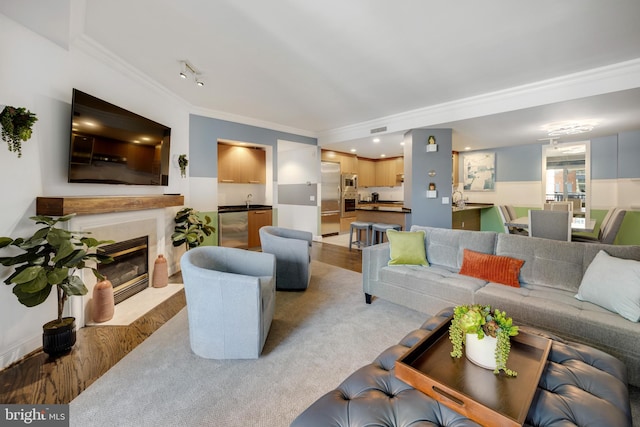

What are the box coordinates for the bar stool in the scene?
[371,223,402,245]
[349,221,373,251]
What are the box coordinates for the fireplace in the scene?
[98,236,149,304]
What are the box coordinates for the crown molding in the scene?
[318,58,640,144]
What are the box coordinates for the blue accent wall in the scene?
[463,131,640,182]
[409,129,453,228]
[592,135,618,179]
[189,115,317,179]
[618,130,640,179]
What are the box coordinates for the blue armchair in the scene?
[259,226,313,291]
[180,246,276,359]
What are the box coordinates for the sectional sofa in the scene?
[362,225,640,386]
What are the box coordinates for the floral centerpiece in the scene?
[449,304,519,376]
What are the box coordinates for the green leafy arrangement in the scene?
[0,106,38,158]
[449,304,519,376]
[171,207,215,250]
[0,215,113,324]
[178,154,188,178]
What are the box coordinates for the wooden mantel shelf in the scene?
[36,195,184,216]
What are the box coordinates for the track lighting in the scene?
[178,60,204,87]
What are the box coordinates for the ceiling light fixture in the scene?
[542,120,598,137]
[178,60,205,87]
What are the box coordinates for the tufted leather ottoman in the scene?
[291,308,633,427]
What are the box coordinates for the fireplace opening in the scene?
[98,236,149,304]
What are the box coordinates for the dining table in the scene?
[505,216,596,233]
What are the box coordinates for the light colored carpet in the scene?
[86,283,184,326]
[69,261,427,427]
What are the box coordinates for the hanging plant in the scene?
[178,154,188,178]
[0,106,38,158]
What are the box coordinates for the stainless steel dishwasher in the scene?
[218,211,248,248]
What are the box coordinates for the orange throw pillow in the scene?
[458,249,524,287]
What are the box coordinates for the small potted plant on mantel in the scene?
[449,304,519,376]
[0,214,113,355]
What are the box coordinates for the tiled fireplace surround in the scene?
[67,209,175,327]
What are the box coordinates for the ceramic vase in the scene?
[152,254,168,288]
[92,277,114,323]
[465,333,497,370]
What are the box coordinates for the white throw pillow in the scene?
[575,250,640,322]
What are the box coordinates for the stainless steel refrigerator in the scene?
[321,161,341,235]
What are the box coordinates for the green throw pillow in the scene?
[387,229,428,266]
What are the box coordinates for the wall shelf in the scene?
[36,195,184,216]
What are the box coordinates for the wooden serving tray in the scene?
[395,316,551,427]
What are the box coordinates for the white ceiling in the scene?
[4,0,640,158]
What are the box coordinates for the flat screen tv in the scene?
[68,89,171,185]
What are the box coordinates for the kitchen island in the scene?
[452,203,493,230]
[356,204,411,230]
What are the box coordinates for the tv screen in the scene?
[68,89,171,185]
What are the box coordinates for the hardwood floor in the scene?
[0,241,361,404]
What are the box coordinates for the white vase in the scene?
[465,333,497,370]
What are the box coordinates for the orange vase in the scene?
[92,277,114,323]
[152,254,168,288]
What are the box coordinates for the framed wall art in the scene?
[463,152,495,191]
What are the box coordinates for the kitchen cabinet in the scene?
[340,215,356,233]
[218,144,266,184]
[248,209,272,248]
[358,158,376,187]
[374,158,399,187]
[321,150,358,174]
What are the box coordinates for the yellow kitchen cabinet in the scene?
[321,150,358,173]
[218,144,266,184]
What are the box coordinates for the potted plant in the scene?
[0,106,38,158]
[449,304,519,376]
[0,214,113,355]
[178,154,188,178]
[171,207,215,251]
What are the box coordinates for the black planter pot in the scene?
[42,317,76,355]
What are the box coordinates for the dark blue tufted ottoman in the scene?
[291,308,633,427]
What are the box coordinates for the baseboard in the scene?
[0,334,41,371]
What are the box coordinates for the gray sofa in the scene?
[363,225,640,386]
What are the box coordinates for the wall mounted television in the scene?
[68,89,171,185]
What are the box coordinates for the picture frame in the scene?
[463,152,495,191]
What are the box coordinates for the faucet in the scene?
[246,193,253,208]
[452,190,465,208]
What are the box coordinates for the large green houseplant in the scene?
[0,105,38,158]
[171,207,215,251]
[0,214,113,355]
[449,304,519,376]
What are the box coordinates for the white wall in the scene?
[276,141,319,236]
[0,14,191,369]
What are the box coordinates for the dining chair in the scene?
[572,208,626,244]
[528,210,571,241]
[543,201,573,212]
[499,205,527,235]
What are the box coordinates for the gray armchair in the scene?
[259,226,312,291]
[180,246,276,359]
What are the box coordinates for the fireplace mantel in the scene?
[36,195,184,216]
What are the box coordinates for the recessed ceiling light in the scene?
[380,154,386,158]
[464,147,471,151]
[350,148,356,153]
[400,142,405,146]
[373,138,380,143]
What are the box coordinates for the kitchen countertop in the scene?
[218,204,272,213]
[451,203,493,212]
[357,205,411,213]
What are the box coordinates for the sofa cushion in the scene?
[410,226,497,271]
[387,230,428,266]
[458,249,524,287]
[575,250,640,322]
